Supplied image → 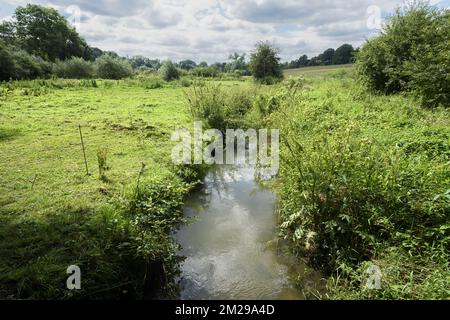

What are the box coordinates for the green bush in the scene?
[0,42,51,80]
[94,54,133,79]
[356,3,449,107]
[54,57,94,79]
[159,61,180,81]
[185,82,257,131]
[191,66,220,78]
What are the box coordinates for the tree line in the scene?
[282,43,356,69]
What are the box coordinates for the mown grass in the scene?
[0,79,201,299]
[284,64,354,78]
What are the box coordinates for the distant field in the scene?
[284,64,354,77]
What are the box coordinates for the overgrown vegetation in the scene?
[356,3,449,108]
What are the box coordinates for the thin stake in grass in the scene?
[135,162,146,198]
[78,124,89,175]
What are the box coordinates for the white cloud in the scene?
[1,0,448,62]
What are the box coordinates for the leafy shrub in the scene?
[191,66,220,78]
[179,77,192,87]
[0,41,51,80]
[141,75,164,89]
[94,54,133,79]
[54,57,94,79]
[159,61,180,81]
[185,82,257,131]
[356,3,449,107]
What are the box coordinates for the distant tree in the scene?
[83,46,103,61]
[159,60,180,81]
[12,4,87,61]
[333,44,354,64]
[198,61,208,67]
[227,52,247,72]
[319,48,335,65]
[178,59,197,70]
[308,56,321,66]
[297,54,309,67]
[249,41,283,83]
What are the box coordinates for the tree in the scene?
[159,60,180,81]
[0,21,16,45]
[227,52,247,72]
[83,46,104,61]
[249,41,283,83]
[178,59,197,70]
[319,48,335,65]
[13,4,87,61]
[297,54,309,67]
[356,2,449,107]
[333,44,354,65]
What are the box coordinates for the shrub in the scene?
[185,82,258,131]
[94,54,133,79]
[0,41,50,80]
[144,76,164,89]
[191,66,220,78]
[356,3,449,107]
[54,57,94,79]
[159,60,180,81]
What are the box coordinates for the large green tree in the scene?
[13,4,87,61]
[249,41,283,83]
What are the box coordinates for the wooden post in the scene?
[78,124,89,175]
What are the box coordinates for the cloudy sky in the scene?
[1,0,449,63]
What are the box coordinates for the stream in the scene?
[175,163,311,300]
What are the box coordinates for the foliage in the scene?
[249,41,283,84]
[159,61,180,81]
[0,41,52,80]
[185,82,257,131]
[190,66,220,78]
[94,54,133,79]
[54,57,94,79]
[356,3,449,108]
[333,44,355,65]
[270,70,449,299]
[12,4,88,61]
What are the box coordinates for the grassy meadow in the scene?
[1,66,449,299]
[0,79,200,298]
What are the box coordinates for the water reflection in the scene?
[175,163,305,300]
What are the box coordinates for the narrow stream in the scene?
[175,163,307,300]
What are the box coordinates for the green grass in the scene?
[0,79,197,299]
[284,64,354,77]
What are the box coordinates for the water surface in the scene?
[175,164,305,300]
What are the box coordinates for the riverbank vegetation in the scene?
[0,1,448,300]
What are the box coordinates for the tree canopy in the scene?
[249,42,283,83]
